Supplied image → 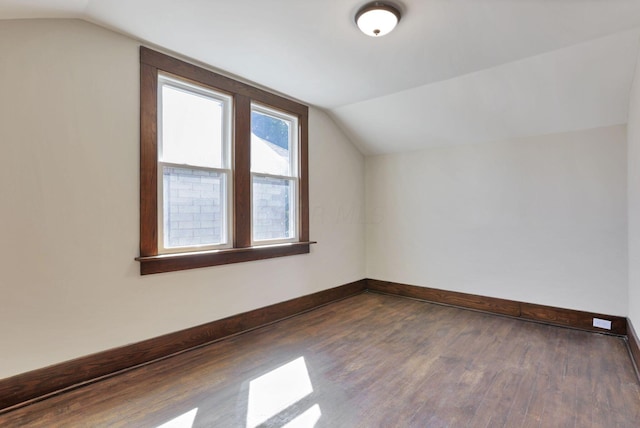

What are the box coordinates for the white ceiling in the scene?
[2,0,640,154]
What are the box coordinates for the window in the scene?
[158,75,232,252]
[251,105,298,243]
[137,47,311,274]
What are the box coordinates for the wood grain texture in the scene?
[1,293,638,427]
[233,94,252,248]
[136,242,314,275]
[367,279,521,317]
[628,318,640,380]
[140,47,307,116]
[138,46,311,274]
[367,278,627,335]
[139,60,158,257]
[0,280,365,413]
[520,302,626,335]
[298,113,309,242]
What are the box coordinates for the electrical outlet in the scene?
[593,318,612,330]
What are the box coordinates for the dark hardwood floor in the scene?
[2,292,639,427]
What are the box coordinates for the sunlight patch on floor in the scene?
[282,404,322,428]
[246,357,317,427]
[156,408,198,428]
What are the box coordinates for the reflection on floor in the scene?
[247,357,318,427]
[1,292,639,427]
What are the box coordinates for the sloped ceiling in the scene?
[2,0,640,154]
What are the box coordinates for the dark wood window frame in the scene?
[136,47,311,275]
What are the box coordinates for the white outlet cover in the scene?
[593,318,612,330]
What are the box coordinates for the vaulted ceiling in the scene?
[3,0,640,154]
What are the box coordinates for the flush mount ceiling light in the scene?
[355,2,401,37]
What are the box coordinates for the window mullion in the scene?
[234,94,252,248]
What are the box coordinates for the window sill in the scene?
[135,241,316,275]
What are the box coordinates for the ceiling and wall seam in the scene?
[4,2,640,155]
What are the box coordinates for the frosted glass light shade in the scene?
[356,2,401,37]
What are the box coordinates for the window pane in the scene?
[251,110,292,176]
[163,166,226,248]
[161,84,225,168]
[252,176,295,241]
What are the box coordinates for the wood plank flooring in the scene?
[1,292,639,427]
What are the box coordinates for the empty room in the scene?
[1,0,640,426]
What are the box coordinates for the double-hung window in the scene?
[158,75,232,252]
[137,48,311,275]
[251,104,299,244]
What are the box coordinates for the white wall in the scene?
[0,19,365,379]
[366,126,628,315]
[628,45,640,330]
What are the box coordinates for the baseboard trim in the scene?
[0,278,630,413]
[627,319,640,380]
[0,279,367,413]
[366,279,627,335]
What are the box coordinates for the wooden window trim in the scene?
[137,47,311,274]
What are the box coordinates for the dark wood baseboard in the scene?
[0,277,631,414]
[628,318,640,379]
[366,279,627,335]
[366,279,521,317]
[0,279,366,413]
